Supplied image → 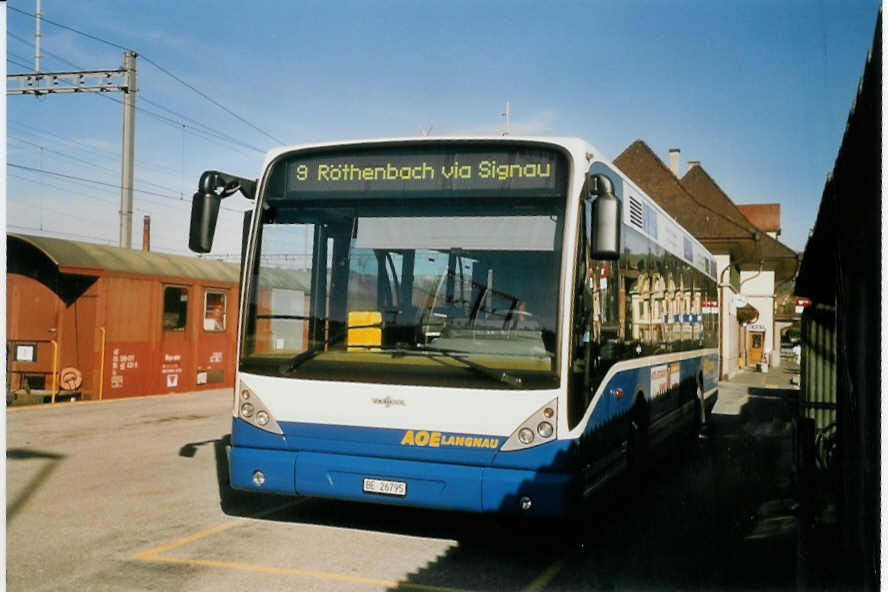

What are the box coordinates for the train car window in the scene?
[204,291,227,332]
[163,286,189,331]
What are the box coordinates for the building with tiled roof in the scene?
[680,164,798,281]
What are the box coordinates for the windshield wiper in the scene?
[381,342,524,387]
[282,336,340,373]
[281,320,384,373]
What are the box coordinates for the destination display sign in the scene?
[269,146,568,199]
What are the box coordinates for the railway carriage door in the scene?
[197,288,231,387]
[160,284,193,393]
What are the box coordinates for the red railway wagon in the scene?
[7,233,241,400]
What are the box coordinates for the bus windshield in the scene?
[241,197,565,389]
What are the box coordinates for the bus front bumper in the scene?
[229,447,576,516]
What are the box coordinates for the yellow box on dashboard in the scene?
[347,311,382,351]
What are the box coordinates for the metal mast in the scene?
[119,51,137,248]
[34,0,42,72]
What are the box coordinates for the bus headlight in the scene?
[500,398,558,451]
[518,428,535,445]
[537,421,554,438]
[236,382,284,435]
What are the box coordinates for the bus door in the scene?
[160,284,192,392]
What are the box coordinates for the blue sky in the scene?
[5,0,881,256]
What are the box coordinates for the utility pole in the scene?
[7,51,139,248]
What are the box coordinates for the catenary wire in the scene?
[8,163,248,214]
[8,135,185,194]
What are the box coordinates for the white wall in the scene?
[716,254,738,379]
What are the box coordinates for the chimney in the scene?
[668,148,680,176]
[142,215,151,252]
[688,160,701,171]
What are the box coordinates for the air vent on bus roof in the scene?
[628,196,644,229]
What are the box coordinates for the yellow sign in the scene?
[347,311,382,352]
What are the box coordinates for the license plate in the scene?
[362,477,407,497]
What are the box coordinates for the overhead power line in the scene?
[8,5,287,146]
[90,92,265,155]
[7,57,33,71]
[140,95,267,153]
[9,162,183,200]
[10,169,191,215]
[138,55,287,146]
[8,172,121,206]
[8,135,184,194]
[8,163,248,214]
[8,30,79,70]
[10,120,184,177]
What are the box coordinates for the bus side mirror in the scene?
[188,170,257,254]
[189,191,221,253]
[585,173,621,260]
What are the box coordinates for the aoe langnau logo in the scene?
[371,396,405,408]
[400,430,501,450]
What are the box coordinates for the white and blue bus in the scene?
[190,137,718,517]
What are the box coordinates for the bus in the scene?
[189,136,719,517]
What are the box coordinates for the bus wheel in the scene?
[626,400,648,489]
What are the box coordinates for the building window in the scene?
[163,286,189,330]
[204,291,227,332]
